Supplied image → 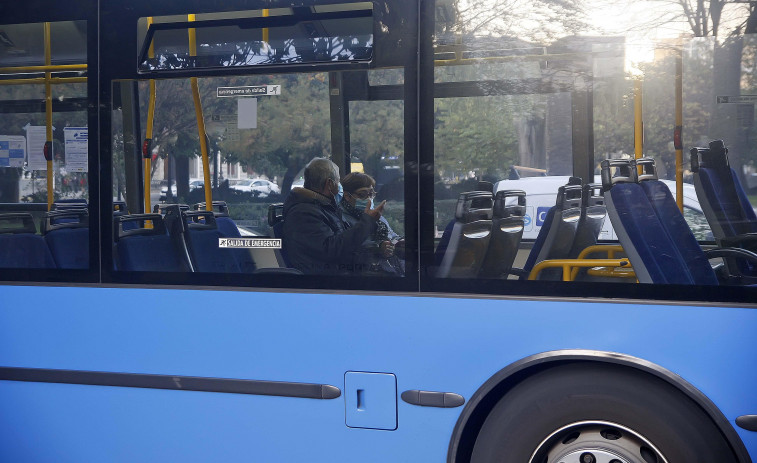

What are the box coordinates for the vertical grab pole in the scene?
[262,9,269,44]
[144,17,157,217]
[188,14,213,211]
[633,78,643,160]
[44,22,54,211]
[674,42,684,212]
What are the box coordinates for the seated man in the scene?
[282,157,385,275]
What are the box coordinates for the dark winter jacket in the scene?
[282,187,377,275]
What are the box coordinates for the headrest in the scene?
[583,183,604,207]
[184,210,217,231]
[43,210,89,234]
[193,201,230,217]
[690,139,729,173]
[636,157,658,182]
[52,199,88,212]
[475,181,494,193]
[155,203,189,215]
[0,213,37,234]
[556,184,583,210]
[600,159,637,190]
[268,203,284,226]
[493,190,526,219]
[455,191,493,223]
[567,176,582,186]
[115,213,167,241]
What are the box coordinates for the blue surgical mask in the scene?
[354,198,373,210]
[335,182,343,204]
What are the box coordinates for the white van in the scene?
[494,175,712,241]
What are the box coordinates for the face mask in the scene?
[354,198,373,210]
[334,182,343,204]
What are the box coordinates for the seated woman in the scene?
[340,172,405,276]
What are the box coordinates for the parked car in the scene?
[231,178,280,196]
[189,179,204,191]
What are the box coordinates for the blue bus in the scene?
[1,0,756,461]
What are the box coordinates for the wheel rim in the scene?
[528,421,669,463]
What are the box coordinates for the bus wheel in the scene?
[469,363,737,463]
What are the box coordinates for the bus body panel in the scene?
[1,284,755,461]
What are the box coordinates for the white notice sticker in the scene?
[219,238,281,249]
[64,127,88,172]
[238,98,258,129]
[25,125,49,171]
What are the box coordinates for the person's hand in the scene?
[364,199,386,221]
[379,240,394,258]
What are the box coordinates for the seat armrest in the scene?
[718,233,757,248]
[704,247,757,265]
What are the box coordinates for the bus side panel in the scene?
[0,285,755,461]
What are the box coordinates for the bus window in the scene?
[111,62,409,280]
[428,0,757,288]
[0,20,92,273]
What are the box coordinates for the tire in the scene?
[469,363,737,463]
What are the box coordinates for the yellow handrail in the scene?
[144,17,156,218]
[188,14,213,211]
[570,244,627,280]
[0,64,87,73]
[44,22,54,211]
[528,258,631,281]
[674,41,684,213]
[0,77,87,86]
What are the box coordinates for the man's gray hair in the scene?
[304,157,340,191]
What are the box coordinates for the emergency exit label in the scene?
[219,238,282,249]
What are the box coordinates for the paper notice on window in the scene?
[64,127,88,172]
[25,125,49,171]
[238,98,257,129]
[0,135,26,168]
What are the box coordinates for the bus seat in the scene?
[181,210,242,273]
[519,181,583,280]
[436,191,493,278]
[0,213,56,269]
[568,183,606,258]
[691,140,757,277]
[636,158,719,285]
[43,210,89,269]
[114,214,190,272]
[193,201,257,272]
[478,190,525,278]
[602,159,699,284]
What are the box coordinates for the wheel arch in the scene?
[447,349,751,463]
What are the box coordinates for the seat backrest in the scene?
[521,181,583,280]
[436,191,493,278]
[636,158,718,285]
[181,210,243,273]
[114,213,189,272]
[569,183,607,258]
[43,210,89,269]
[691,140,757,239]
[602,159,706,285]
[478,190,525,278]
[0,213,56,269]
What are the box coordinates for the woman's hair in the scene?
[341,172,376,193]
